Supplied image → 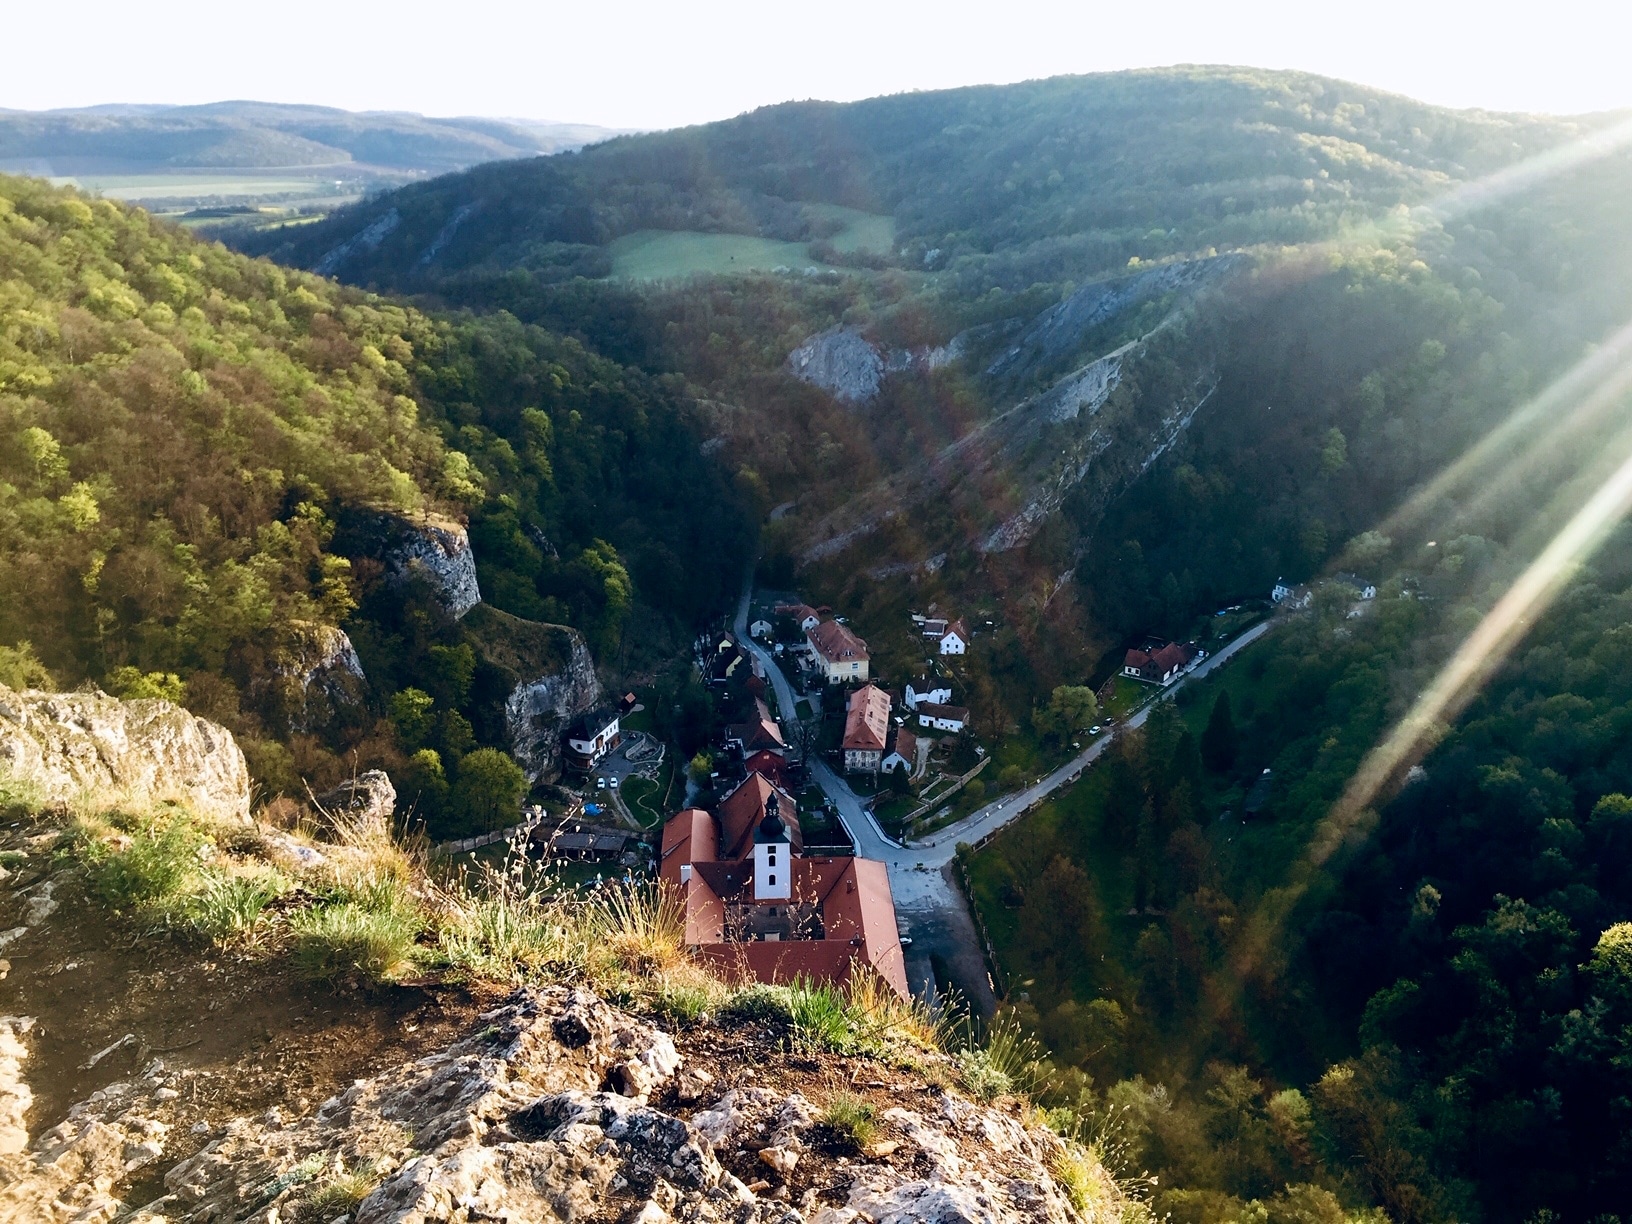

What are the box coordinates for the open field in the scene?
[608,230,827,280]
[804,203,896,253]
[608,207,894,281]
[47,172,364,204]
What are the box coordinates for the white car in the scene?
[609,778,620,789]
[1090,725,1102,734]
[596,777,607,789]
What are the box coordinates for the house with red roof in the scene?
[658,782,908,999]
[842,684,891,774]
[937,618,971,656]
[806,618,871,685]
[1123,641,1200,686]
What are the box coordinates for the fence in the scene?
[952,854,1009,1000]
[902,755,991,828]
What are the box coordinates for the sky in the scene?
[7,0,1631,129]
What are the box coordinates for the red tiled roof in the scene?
[942,618,969,643]
[843,684,890,752]
[775,603,820,623]
[659,808,717,887]
[687,856,908,999]
[1125,647,1151,669]
[1151,642,1190,673]
[916,702,968,723]
[716,772,803,859]
[743,750,789,787]
[889,727,918,763]
[807,619,869,665]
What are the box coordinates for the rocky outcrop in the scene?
[261,619,368,732]
[386,518,482,619]
[0,986,1090,1223]
[465,606,601,783]
[314,207,402,276]
[503,630,601,782]
[788,326,884,405]
[986,253,1244,384]
[314,770,398,826]
[0,684,250,822]
[788,327,969,408]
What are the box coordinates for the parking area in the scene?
[586,731,663,796]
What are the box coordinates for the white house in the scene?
[904,677,953,710]
[1333,573,1378,600]
[775,602,822,632]
[749,618,774,639]
[881,727,919,778]
[564,709,622,771]
[1271,579,1312,610]
[937,618,970,656]
[916,702,969,733]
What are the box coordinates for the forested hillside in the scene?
[0,174,751,813]
[246,69,1632,715]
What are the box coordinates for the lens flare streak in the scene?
[1324,431,1632,854]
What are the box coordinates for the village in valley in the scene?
[490,566,1340,1006]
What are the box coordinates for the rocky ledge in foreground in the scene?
[0,986,1087,1223]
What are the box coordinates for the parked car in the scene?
[1090,724,1102,734]
[596,777,607,789]
[609,778,620,789]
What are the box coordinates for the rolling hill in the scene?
[0,101,625,221]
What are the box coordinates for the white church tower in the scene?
[753,793,792,901]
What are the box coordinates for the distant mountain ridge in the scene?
[0,100,625,175]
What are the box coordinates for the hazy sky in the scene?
[9,0,1630,128]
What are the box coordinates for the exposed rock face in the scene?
[787,326,885,405]
[261,619,368,732]
[0,986,1086,1223]
[505,630,601,782]
[314,770,398,826]
[465,606,601,783]
[314,206,402,276]
[386,518,482,619]
[787,327,967,408]
[0,685,250,822]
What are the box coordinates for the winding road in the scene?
[732,585,1273,1011]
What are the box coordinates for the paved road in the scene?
[731,583,1274,1011]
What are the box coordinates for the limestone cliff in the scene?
[0,685,250,822]
[464,605,601,782]
[389,518,482,619]
[258,620,369,733]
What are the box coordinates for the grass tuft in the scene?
[957,1012,1044,1102]
[819,1092,879,1149]
[79,812,208,909]
[173,868,288,943]
[305,1157,386,1215]
[291,901,420,984]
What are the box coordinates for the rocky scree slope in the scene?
[794,260,1232,570]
